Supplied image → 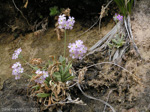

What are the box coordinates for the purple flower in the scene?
[35,69,42,75]
[77,47,84,54]
[75,40,83,47]
[12,62,21,69]
[34,70,49,83]
[63,21,69,30]
[12,64,18,69]
[12,53,19,59]
[113,14,118,21]
[68,16,75,24]
[42,71,49,78]
[15,48,22,54]
[12,62,24,80]
[58,14,66,23]
[18,67,24,73]
[12,68,19,75]
[34,70,49,84]
[58,15,75,30]
[58,14,66,29]
[67,22,73,30]
[35,76,45,84]
[68,40,87,59]
[68,43,75,49]
[69,53,76,59]
[16,62,21,67]
[15,74,21,80]
[113,14,123,22]
[77,54,83,60]
[67,17,75,30]
[69,47,77,54]
[117,14,123,21]
[12,48,22,60]
[81,45,87,53]
[58,24,63,29]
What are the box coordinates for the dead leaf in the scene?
[78,67,87,83]
[57,83,61,95]
[31,73,43,81]
[24,0,28,8]
[48,97,51,106]
[62,8,71,17]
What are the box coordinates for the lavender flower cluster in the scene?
[113,13,123,21]
[35,69,49,84]
[12,48,22,59]
[58,14,75,30]
[12,62,24,80]
[68,40,87,59]
[12,48,24,80]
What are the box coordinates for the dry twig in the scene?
[12,0,31,27]
[68,0,113,38]
[124,16,141,59]
[99,0,113,33]
[86,62,141,85]
[103,89,115,112]
[77,82,116,112]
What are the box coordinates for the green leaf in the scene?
[53,72,61,81]
[44,80,49,85]
[64,73,72,79]
[114,0,133,17]
[33,67,39,71]
[127,0,134,14]
[65,75,75,81]
[108,42,113,48]
[59,55,66,67]
[62,64,71,78]
[49,6,59,16]
[32,85,40,91]
[59,65,63,74]
[111,33,125,48]
[48,60,53,65]
[54,58,74,82]
[63,66,69,76]
[112,39,118,44]
[37,93,50,98]
[59,55,64,62]
[32,85,39,89]
[32,73,36,76]
[45,77,51,82]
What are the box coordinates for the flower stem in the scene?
[19,54,34,69]
[115,21,119,33]
[22,73,32,78]
[64,30,67,57]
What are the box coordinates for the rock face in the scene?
[0,0,112,33]
[0,78,39,112]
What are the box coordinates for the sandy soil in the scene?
[0,22,114,90]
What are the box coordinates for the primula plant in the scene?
[58,14,75,57]
[108,33,125,49]
[12,48,24,80]
[68,40,87,59]
[11,12,87,111]
[113,13,123,22]
[12,62,24,80]
[109,14,125,49]
[58,14,75,30]
[57,14,87,59]
[11,48,82,110]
